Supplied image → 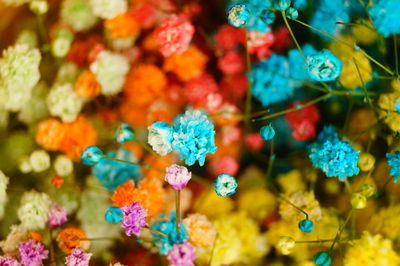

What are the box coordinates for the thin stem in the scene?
[145,226,168,238]
[49,229,56,265]
[330,209,354,251]
[282,11,306,61]
[265,139,278,193]
[353,57,374,110]
[344,179,352,194]
[208,233,218,266]
[394,34,399,76]
[175,190,181,234]
[244,26,253,130]
[279,195,309,220]
[102,155,142,167]
[295,239,335,244]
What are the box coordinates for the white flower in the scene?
[55,62,80,84]
[16,29,38,48]
[18,82,49,124]
[29,150,50,172]
[0,171,9,219]
[54,155,74,176]
[90,50,129,95]
[47,83,84,122]
[89,0,127,19]
[19,156,32,174]
[61,0,98,31]
[17,191,51,230]
[148,121,173,156]
[0,225,28,254]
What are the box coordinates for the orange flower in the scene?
[112,178,165,218]
[35,119,66,151]
[163,45,208,82]
[119,102,149,127]
[74,70,101,97]
[51,176,64,189]
[29,231,43,242]
[124,142,144,160]
[56,226,89,254]
[146,100,176,126]
[124,64,167,107]
[67,35,101,67]
[59,116,97,160]
[105,13,140,39]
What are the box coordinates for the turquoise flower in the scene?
[307,50,342,82]
[368,0,400,37]
[386,151,400,183]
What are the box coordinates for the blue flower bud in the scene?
[313,251,332,266]
[260,125,275,141]
[115,122,135,143]
[214,173,237,197]
[261,10,276,24]
[307,50,342,82]
[274,0,291,11]
[228,5,250,27]
[81,146,103,165]
[286,7,298,20]
[298,219,314,233]
[105,206,123,224]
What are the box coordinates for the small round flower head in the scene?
[214,173,238,197]
[350,193,367,209]
[54,155,74,176]
[47,83,84,123]
[90,50,129,96]
[0,171,10,219]
[260,124,275,141]
[228,5,250,27]
[182,214,216,247]
[260,10,276,24]
[29,0,49,15]
[172,110,217,166]
[274,0,291,11]
[61,0,98,32]
[65,247,92,266]
[165,164,192,191]
[156,15,195,57]
[285,7,298,19]
[1,0,30,6]
[29,150,50,173]
[277,236,295,255]
[313,251,332,266]
[48,203,68,229]
[81,146,103,166]
[0,255,20,266]
[121,202,147,236]
[18,240,49,266]
[115,122,135,143]
[167,241,196,266]
[18,191,51,230]
[105,206,123,224]
[148,121,174,156]
[386,151,400,183]
[307,50,342,82]
[368,0,400,37]
[298,219,314,233]
[89,0,127,19]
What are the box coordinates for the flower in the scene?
[386,151,400,182]
[81,146,103,166]
[172,109,217,166]
[182,214,216,247]
[367,205,400,240]
[214,173,238,197]
[298,219,314,233]
[151,212,189,255]
[313,251,332,266]
[368,0,400,37]
[238,188,277,221]
[274,0,291,11]
[167,241,196,266]
[35,119,66,151]
[90,50,129,95]
[65,247,92,266]
[57,226,89,254]
[214,25,245,50]
[156,15,195,57]
[183,74,219,104]
[74,70,100,97]
[47,83,84,123]
[277,236,295,255]
[54,155,74,176]
[48,203,68,229]
[18,240,48,266]
[148,121,174,156]
[306,50,342,82]
[0,171,9,219]
[0,255,20,266]
[105,13,140,39]
[260,125,275,140]
[105,206,123,224]
[121,202,147,236]
[114,122,135,143]
[0,225,29,254]
[89,0,127,19]
[279,191,322,222]
[17,191,51,230]
[165,164,192,190]
[227,5,250,27]
[29,150,50,173]
[61,0,98,32]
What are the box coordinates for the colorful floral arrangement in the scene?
[0,0,400,265]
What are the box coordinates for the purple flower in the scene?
[65,247,92,266]
[121,202,147,236]
[18,240,48,266]
[167,241,196,266]
[165,164,191,190]
[47,203,68,229]
[0,256,21,266]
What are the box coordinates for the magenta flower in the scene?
[167,241,196,266]
[121,202,147,236]
[165,164,192,190]
[0,255,20,266]
[47,203,68,229]
[65,247,92,266]
[18,240,48,266]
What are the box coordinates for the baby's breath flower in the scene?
[0,225,29,254]
[17,82,49,125]
[17,191,51,230]
[90,50,129,96]
[1,0,31,6]
[47,83,84,122]
[61,0,98,32]
[89,0,127,19]
[0,171,10,219]
[54,155,74,176]
[16,29,38,48]
[29,150,51,172]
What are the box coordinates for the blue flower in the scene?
[386,151,400,183]
[249,54,294,107]
[368,0,400,37]
[288,44,317,85]
[227,0,273,32]
[260,125,275,141]
[309,0,349,38]
[313,251,332,266]
[317,125,339,143]
[93,148,142,191]
[214,173,238,197]
[114,122,135,143]
[172,109,217,166]
[104,206,123,224]
[151,212,189,255]
[293,0,307,10]
[309,137,360,181]
[307,50,342,82]
[81,146,103,165]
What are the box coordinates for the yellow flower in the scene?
[367,205,400,240]
[277,170,306,194]
[351,22,378,45]
[238,187,277,221]
[194,188,234,220]
[279,191,322,222]
[343,231,400,266]
[183,213,216,247]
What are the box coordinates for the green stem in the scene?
[330,209,354,251]
[279,195,309,220]
[344,179,352,194]
[244,26,253,131]
[282,11,306,61]
[394,34,399,76]
[175,190,181,234]
[265,139,278,193]
[208,233,218,266]
[146,226,168,238]
[353,57,374,110]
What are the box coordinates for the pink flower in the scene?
[208,156,239,177]
[47,203,68,229]
[156,15,195,57]
[165,164,192,190]
[184,74,218,104]
[217,51,245,75]
[167,241,195,266]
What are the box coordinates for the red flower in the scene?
[184,73,218,104]
[215,25,245,50]
[218,50,245,75]
[292,120,316,141]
